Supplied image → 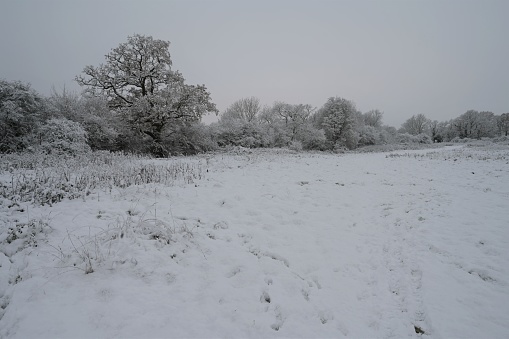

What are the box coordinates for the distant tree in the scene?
[216,99,324,150]
[0,80,46,153]
[401,114,430,135]
[363,109,384,128]
[76,34,217,156]
[454,110,479,138]
[317,97,358,149]
[267,102,324,148]
[439,120,459,141]
[454,110,497,139]
[282,104,315,141]
[258,105,277,125]
[497,113,509,136]
[221,97,260,122]
[429,120,443,142]
[271,101,291,125]
[477,111,497,138]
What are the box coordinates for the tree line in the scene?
[1,34,508,156]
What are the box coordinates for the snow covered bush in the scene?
[213,120,270,148]
[357,125,395,147]
[47,91,120,151]
[34,118,91,155]
[357,125,378,146]
[416,133,432,144]
[396,133,416,144]
[0,80,46,153]
[295,124,327,150]
[396,133,432,144]
[1,219,52,257]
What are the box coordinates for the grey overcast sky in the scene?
[1,0,508,127]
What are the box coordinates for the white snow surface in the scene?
[1,145,508,338]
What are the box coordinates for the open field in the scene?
[1,144,508,338]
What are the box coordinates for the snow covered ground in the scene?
[1,144,508,338]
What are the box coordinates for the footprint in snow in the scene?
[260,291,271,303]
[301,288,310,301]
[270,305,284,331]
[318,310,334,324]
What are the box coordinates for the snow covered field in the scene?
[1,144,508,338]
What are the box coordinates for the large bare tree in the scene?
[76,34,217,155]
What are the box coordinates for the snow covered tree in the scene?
[217,97,268,148]
[317,97,358,149]
[439,120,459,141]
[497,113,509,136]
[401,114,430,135]
[0,80,46,153]
[363,109,384,128]
[264,102,315,141]
[221,97,260,122]
[76,34,217,156]
[476,111,498,138]
[285,104,315,141]
[454,110,497,139]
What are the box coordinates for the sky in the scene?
[1,0,508,127]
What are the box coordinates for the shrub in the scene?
[1,219,52,257]
[397,133,432,144]
[34,118,91,155]
[358,125,377,146]
[213,120,270,148]
[296,125,327,150]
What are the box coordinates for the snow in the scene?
[1,145,508,338]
